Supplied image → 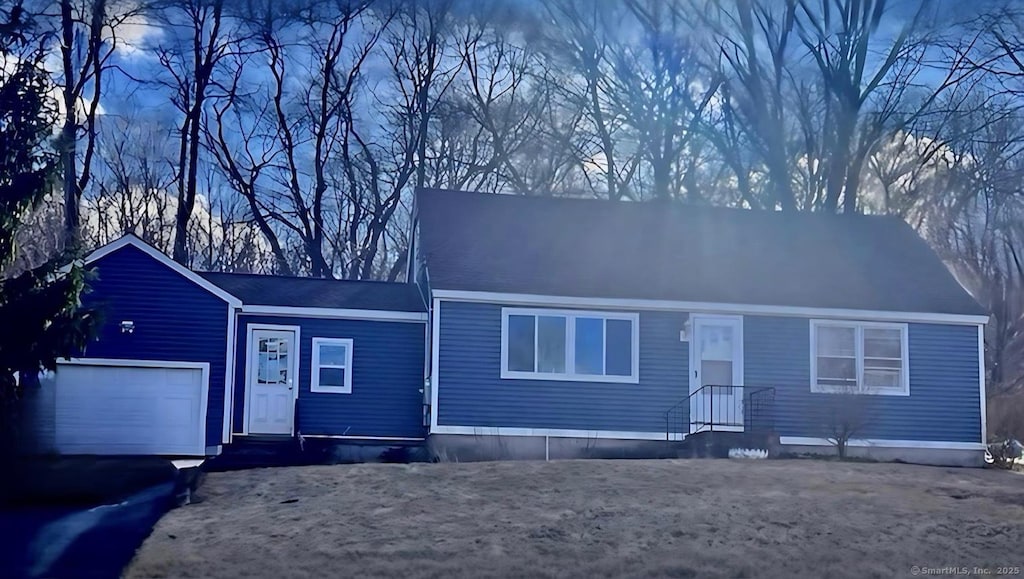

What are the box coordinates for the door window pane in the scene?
[605,319,633,376]
[257,337,288,385]
[537,316,567,373]
[701,359,733,388]
[700,326,733,361]
[507,315,535,372]
[257,354,270,383]
[575,317,604,375]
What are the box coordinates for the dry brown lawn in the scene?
[126,459,1024,579]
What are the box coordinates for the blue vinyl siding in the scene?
[82,245,229,448]
[437,303,981,443]
[234,315,426,438]
[436,301,688,432]
[744,316,981,443]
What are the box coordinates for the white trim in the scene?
[431,425,679,441]
[222,308,237,444]
[499,307,640,384]
[423,312,430,426]
[296,434,426,442]
[240,305,426,323]
[809,320,910,396]
[59,357,210,371]
[779,436,986,451]
[431,289,988,326]
[242,323,301,435]
[310,337,354,394]
[84,235,241,307]
[430,298,441,430]
[979,324,987,445]
[57,358,210,456]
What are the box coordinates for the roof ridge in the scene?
[415,187,900,221]
[198,271,412,286]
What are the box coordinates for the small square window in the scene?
[311,338,353,394]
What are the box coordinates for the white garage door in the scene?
[55,360,208,456]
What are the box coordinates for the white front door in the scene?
[689,315,744,433]
[246,329,297,435]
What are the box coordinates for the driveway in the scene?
[1,458,184,579]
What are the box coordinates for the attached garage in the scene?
[53,360,210,456]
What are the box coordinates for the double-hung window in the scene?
[811,321,909,396]
[501,308,639,383]
[311,337,354,393]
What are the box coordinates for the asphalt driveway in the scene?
[1,458,182,579]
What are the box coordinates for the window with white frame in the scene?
[311,337,353,393]
[501,308,639,383]
[811,321,909,395]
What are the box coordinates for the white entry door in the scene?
[689,315,744,433]
[246,328,297,435]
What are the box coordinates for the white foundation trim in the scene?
[431,425,682,441]
[779,436,985,451]
[298,434,426,442]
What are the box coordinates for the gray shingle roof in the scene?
[198,272,426,312]
[415,188,985,316]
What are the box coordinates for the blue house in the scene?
[30,235,426,457]
[29,188,988,466]
[411,189,989,466]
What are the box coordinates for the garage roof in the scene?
[199,272,427,313]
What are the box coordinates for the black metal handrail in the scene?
[664,385,775,441]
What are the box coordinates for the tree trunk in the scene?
[60,0,80,246]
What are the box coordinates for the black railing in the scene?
[664,385,775,441]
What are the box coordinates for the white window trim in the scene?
[810,320,910,396]
[500,307,640,384]
[311,337,354,394]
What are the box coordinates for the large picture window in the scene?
[811,321,909,396]
[502,308,639,383]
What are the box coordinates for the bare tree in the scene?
[153,0,229,265]
[691,0,971,213]
[821,389,873,459]
[16,0,143,244]
[538,0,641,200]
[612,0,721,201]
[350,0,461,280]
